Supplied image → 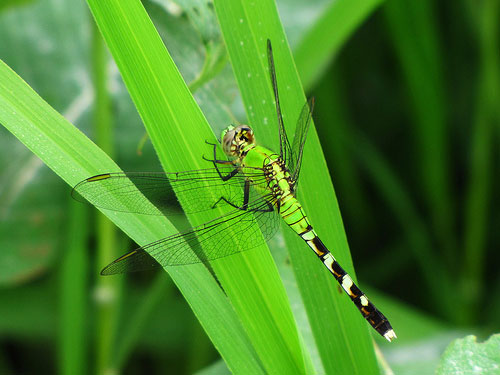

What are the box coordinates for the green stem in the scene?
[59,201,89,375]
[91,20,120,375]
[188,41,228,93]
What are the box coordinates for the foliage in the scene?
[0,0,499,374]
[436,335,500,375]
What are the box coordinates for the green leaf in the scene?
[436,335,500,375]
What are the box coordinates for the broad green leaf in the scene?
[436,335,500,375]
[385,332,462,375]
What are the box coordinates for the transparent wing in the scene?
[72,167,267,216]
[288,97,315,186]
[267,39,293,163]
[101,193,280,274]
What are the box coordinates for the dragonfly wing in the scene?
[72,168,267,216]
[267,39,293,163]
[101,193,281,274]
[100,248,160,275]
[288,97,315,186]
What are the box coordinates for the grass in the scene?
[1,0,500,374]
[0,0,382,373]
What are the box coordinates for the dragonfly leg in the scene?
[212,180,274,213]
[253,201,274,213]
[203,141,238,181]
[212,179,251,210]
[212,196,274,213]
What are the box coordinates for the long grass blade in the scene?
[214,0,381,373]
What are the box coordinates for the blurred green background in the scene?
[1,0,499,374]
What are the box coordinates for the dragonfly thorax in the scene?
[221,125,256,158]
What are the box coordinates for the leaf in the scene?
[436,335,500,375]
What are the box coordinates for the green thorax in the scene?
[244,145,290,193]
[243,145,308,234]
[221,124,296,207]
[220,124,308,234]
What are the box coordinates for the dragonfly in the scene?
[73,40,396,342]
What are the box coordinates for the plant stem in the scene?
[91,19,120,375]
[59,201,89,375]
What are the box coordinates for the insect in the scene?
[73,40,396,342]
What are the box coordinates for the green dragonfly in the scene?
[73,40,396,342]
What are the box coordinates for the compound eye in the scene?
[222,129,237,155]
[222,130,234,144]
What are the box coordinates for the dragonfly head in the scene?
[221,125,255,157]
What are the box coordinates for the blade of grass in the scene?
[0,57,263,374]
[294,0,384,92]
[86,0,308,373]
[214,0,381,373]
[90,21,122,375]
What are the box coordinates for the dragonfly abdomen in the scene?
[282,199,396,342]
[316,238,396,342]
